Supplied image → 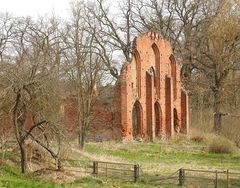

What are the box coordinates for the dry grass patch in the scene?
[208,136,236,154]
[71,145,130,164]
[32,168,87,184]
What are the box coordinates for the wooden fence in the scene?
[179,168,240,188]
[63,160,140,182]
[146,168,240,187]
[92,161,140,182]
[63,160,240,187]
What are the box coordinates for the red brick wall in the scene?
[116,32,189,140]
[63,93,122,140]
[62,32,189,141]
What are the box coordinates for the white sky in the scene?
[0,0,73,18]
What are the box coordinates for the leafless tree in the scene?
[85,0,140,79]
[62,1,104,150]
[190,1,240,131]
[0,16,65,173]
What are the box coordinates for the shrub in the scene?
[190,129,205,143]
[208,137,235,154]
[191,135,205,143]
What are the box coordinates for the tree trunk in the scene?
[79,132,85,150]
[19,142,27,174]
[213,91,222,133]
[1,140,5,162]
[214,112,222,133]
[55,157,62,171]
[79,118,88,150]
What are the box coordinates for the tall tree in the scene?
[87,0,138,79]
[63,1,104,150]
[0,16,64,173]
[190,0,240,131]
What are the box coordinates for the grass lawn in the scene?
[85,139,240,172]
[1,136,240,187]
[0,165,57,188]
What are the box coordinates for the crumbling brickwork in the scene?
[62,32,189,141]
[63,91,122,141]
[116,32,189,140]
[1,32,189,142]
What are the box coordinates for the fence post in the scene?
[179,168,185,186]
[227,169,229,188]
[93,161,98,177]
[215,170,218,188]
[133,164,139,182]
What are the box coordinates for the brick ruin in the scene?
[63,32,189,141]
[3,32,188,141]
[114,32,189,140]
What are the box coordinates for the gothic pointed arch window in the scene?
[165,76,171,137]
[154,102,162,137]
[134,50,141,98]
[152,43,160,98]
[170,55,177,100]
[148,66,155,76]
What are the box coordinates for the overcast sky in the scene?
[0,0,73,18]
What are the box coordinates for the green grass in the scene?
[70,176,178,188]
[1,137,240,187]
[0,164,173,188]
[0,164,57,188]
[85,140,240,172]
[82,139,240,187]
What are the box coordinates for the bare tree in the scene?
[0,16,65,173]
[190,1,240,131]
[62,1,104,150]
[86,0,139,79]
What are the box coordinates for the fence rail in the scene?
[92,161,140,182]
[179,168,240,188]
[62,159,240,187]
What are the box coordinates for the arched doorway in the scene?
[154,102,162,137]
[132,101,143,139]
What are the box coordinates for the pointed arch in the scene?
[132,100,143,138]
[148,66,155,76]
[134,50,141,98]
[154,102,162,137]
[152,43,160,98]
[165,76,171,137]
[146,71,153,139]
[170,55,177,100]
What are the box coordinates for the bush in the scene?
[191,135,205,143]
[208,137,235,154]
[190,129,205,143]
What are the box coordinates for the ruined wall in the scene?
[63,91,122,141]
[62,32,189,141]
[117,32,189,140]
